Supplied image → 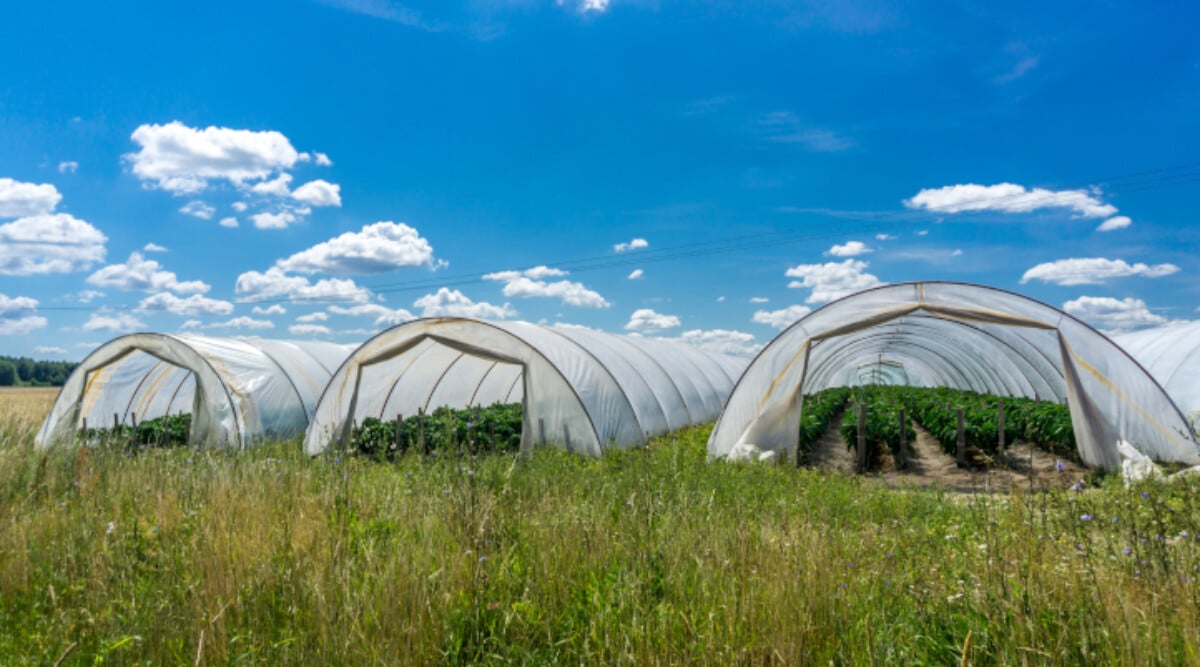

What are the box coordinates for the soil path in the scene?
[801,414,1089,492]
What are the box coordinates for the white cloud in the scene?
[136,292,234,317]
[83,312,145,333]
[412,287,516,319]
[0,293,46,335]
[752,304,812,329]
[655,328,761,357]
[828,240,872,257]
[76,289,104,303]
[251,173,293,197]
[483,266,609,308]
[313,152,333,166]
[786,259,884,303]
[328,303,413,327]
[915,230,928,236]
[0,178,62,217]
[1063,296,1167,334]
[887,247,964,264]
[34,345,68,355]
[1097,216,1132,232]
[757,112,855,152]
[624,308,681,332]
[875,233,897,241]
[207,316,275,330]
[904,183,1119,219]
[749,297,769,303]
[252,304,286,316]
[291,179,342,207]
[1020,258,1179,286]
[231,201,248,213]
[627,268,644,280]
[180,320,203,331]
[142,242,167,252]
[295,311,329,323]
[716,296,725,302]
[219,217,239,228]
[125,121,304,194]
[235,267,372,304]
[0,213,107,275]
[275,221,438,275]
[179,200,215,220]
[57,161,79,174]
[87,252,210,294]
[289,323,332,336]
[251,210,300,229]
[613,238,649,253]
[557,0,610,12]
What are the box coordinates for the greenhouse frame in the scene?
[36,334,354,449]
[1115,320,1200,433]
[304,317,747,456]
[708,282,1200,470]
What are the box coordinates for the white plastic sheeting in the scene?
[305,318,747,456]
[1115,321,1200,433]
[709,282,1200,470]
[36,334,354,449]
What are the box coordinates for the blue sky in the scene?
[1,0,1197,359]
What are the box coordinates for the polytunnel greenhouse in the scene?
[1115,320,1200,433]
[305,317,748,456]
[708,282,1200,470]
[36,334,354,449]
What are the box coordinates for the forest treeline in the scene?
[0,355,77,387]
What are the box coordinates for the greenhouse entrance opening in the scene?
[77,348,200,445]
[347,335,526,457]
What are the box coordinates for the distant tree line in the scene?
[0,356,77,387]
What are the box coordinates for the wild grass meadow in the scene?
[1,387,1199,665]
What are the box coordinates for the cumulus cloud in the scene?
[83,312,145,333]
[752,304,812,328]
[57,161,79,174]
[0,293,47,335]
[1097,216,1132,232]
[250,173,293,197]
[786,259,884,303]
[275,221,438,275]
[875,233,896,241]
[87,252,210,294]
[1063,296,1167,334]
[125,121,305,194]
[328,303,414,326]
[483,266,608,308]
[252,304,286,316]
[179,200,215,220]
[289,323,332,336]
[613,238,648,253]
[313,152,333,166]
[624,308,682,332]
[251,210,301,229]
[0,178,62,217]
[749,297,769,303]
[219,217,239,228]
[295,311,328,323]
[143,242,167,252]
[205,316,275,330]
[828,241,871,257]
[1020,258,1179,286]
[291,180,342,207]
[557,0,610,13]
[904,183,1118,219]
[136,292,234,317]
[413,288,516,319]
[235,267,372,304]
[655,329,761,357]
[76,290,105,303]
[627,269,644,280]
[34,345,68,355]
[231,201,248,213]
[0,213,107,275]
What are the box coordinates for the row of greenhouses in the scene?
[35,282,1200,470]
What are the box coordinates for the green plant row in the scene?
[892,386,1076,458]
[838,387,916,460]
[84,413,192,449]
[353,402,523,459]
[797,387,851,453]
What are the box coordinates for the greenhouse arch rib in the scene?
[708,281,1200,469]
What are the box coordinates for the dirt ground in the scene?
[804,409,1088,492]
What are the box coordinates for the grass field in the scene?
[2,387,1199,665]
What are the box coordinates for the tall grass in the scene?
[1,390,1198,665]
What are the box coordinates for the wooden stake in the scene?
[956,407,967,467]
[394,414,403,451]
[997,401,1006,453]
[856,402,868,472]
[418,408,427,455]
[897,407,907,469]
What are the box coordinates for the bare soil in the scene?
[804,412,1088,493]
